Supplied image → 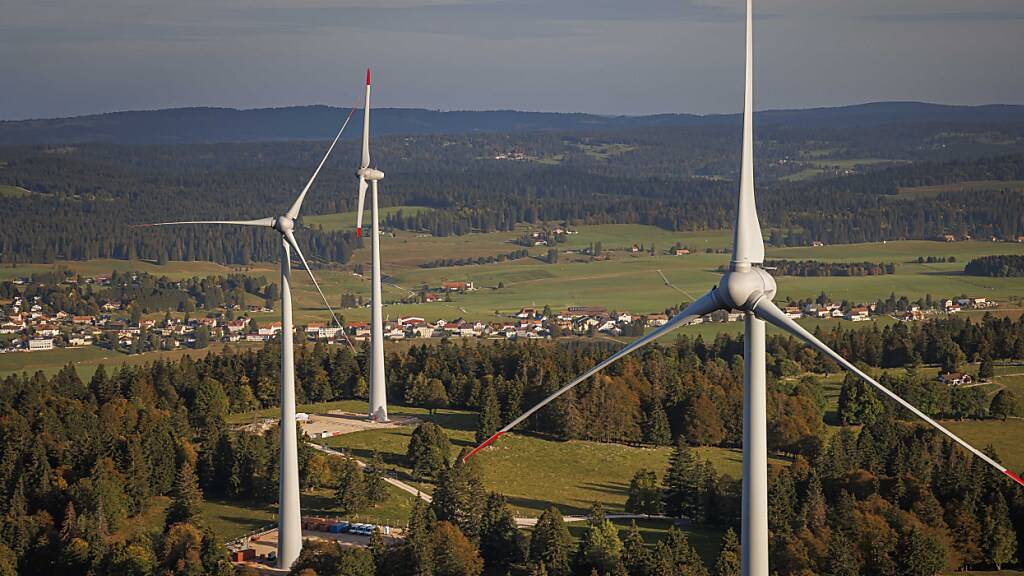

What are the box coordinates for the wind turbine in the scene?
[139,107,357,570]
[354,67,389,423]
[465,1,1024,575]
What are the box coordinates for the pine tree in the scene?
[663,436,698,518]
[897,526,946,576]
[576,503,624,575]
[824,531,859,576]
[165,460,203,527]
[365,451,387,505]
[642,403,672,446]
[431,451,485,539]
[622,522,651,576]
[713,529,740,576]
[982,492,1018,570]
[475,384,502,444]
[407,422,451,480]
[406,498,436,576]
[530,506,573,576]
[663,526,708,576]
[479,492,522,568]
[59,501,79,543]
[335,457,369,514]
[625,469,663,515]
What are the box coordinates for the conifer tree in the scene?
[713,529,740,576]
[475,384,502,444]
[165,460,203,527]
[479,492,522,568]
[530,506,573,576]
[982,492,1018,570]
[622,521,651,576]
[335,457,369,514]
[625,469,663,516]
[431,450,485,539]
[663,436,699,518]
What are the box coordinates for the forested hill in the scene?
[4,101,1024,145]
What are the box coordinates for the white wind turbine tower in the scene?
[466,1,1024,574]
[140,108,357,570]
[354,68,389,422]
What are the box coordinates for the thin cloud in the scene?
[867,10,1024,22]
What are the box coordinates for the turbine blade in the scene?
[283,230,358,354]
[464,288,724,461]
[731,0,764,266]
[287,106,358,220]
[135,218,275,228]
[361,68,371,169]
[356,177,368,237]
[754,298,1023,488]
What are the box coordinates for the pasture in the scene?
[898,179,1024,198]
[4,223,1024,377]
[293,400,790,517]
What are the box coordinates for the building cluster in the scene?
[890,296,995,322]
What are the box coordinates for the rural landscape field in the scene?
[4,2,1024,574]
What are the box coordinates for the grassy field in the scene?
[283,400,791,517]
[0,184,33,197]
[898,179,1024,198]
[0,341,263,380]
[4,226,1024,330]
[4,224,1024,378]
[200,483,416,540]
[782,158,907,181]
[942,418,1024,475]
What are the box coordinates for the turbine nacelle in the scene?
[273,215,296,234]
[718,265,776,311]
[357,167,385,181]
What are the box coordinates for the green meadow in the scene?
[4,223,1024,377]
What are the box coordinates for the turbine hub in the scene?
[273,215,295,234]
[357,167,385,181]
[718,265,776,311]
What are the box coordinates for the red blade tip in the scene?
[1005,469,1024,487]
[463,431,505,462]
[366,68,371,85]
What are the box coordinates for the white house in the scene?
[28,338,54,351]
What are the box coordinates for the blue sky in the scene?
[2,0,1023,120]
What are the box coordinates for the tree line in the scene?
[965,254,1024,277]
[760,259,896,277]
[1,136,1023,265]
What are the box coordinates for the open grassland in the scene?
[0,341,262,380]
[0,184,33,197]
[0,258,257,282]
[781,158,907,181]
[941,418,1024,475]
[199,483,415,541]
[291,400,790,517]
[898,179,1024,198]
[6,225,1024,378]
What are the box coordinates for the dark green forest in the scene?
[965,255,1024,277]
[2,312,1023,575]
[2,118,1024,265]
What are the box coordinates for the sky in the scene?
[2,0,1023,120]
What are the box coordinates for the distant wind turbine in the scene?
[139,105,357,570]
[465,2,1023,575]
[355,68,389,423]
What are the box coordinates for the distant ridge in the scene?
[2,101,1024,145]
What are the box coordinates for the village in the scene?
[0,272,1002,368]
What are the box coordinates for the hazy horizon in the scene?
[3,0,1024,121]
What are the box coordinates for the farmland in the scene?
[3,221,1024,378]
[8,224,1024,329]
